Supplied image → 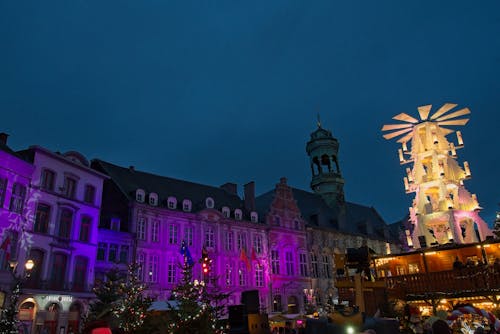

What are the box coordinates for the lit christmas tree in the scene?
[86,264,153,334]
[0,280,21,334]
[112,263,154,334]
[493,207,500,239]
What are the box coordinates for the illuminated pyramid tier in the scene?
[382,103,492,248]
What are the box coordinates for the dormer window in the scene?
[222,206,230,218]
[182,199,192,212]
[167,197,177,209]
[234,209,242,220]
[205,197,214,209]
[149,193,158,206]
[250,212,258,223]
[136,189,145,203]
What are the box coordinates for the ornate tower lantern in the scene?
[306,117,345,208]
[382,103,492,248]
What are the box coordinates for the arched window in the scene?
[250,212,258,223]
[234,209,242,220]
[222,206,230,218]
[58,208,74,239]
[73,256,88,292]
[149,193,158,206]
[167,196,177,209]
[205,197,215,209]
[182,199,192,212]
[136,189,145,203]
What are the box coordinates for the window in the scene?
[271,250,280,275]
[168,224,178,245]
[250,212,258,223]
[167,197,177,209]
[274,216,281,226]
[285,252,294,276]
[73,257,88,292]
[97,243,107,261]
[255,264,264,287]
[273,295,282,313]
[0,178,6,208]
[237,232,246,251]
[119,245,129,263]
[238,266,247,286]
[408,263,420,274]
[58,208,73,239]
[108,244,118,262]
[50,253,67,289]
[167,259,176,284]
[79,216,91,242]
[396,266,405,276]
[205,227,214,248]
[40,169,55,191]
[300,253,308,276]
[152,220,160,243]
[295,220,301,230]
[311,254,319,278]
[136,189,145,203]
[148,255,159,283]
[253,235,263,254]
[182,199,191,212]
[184,226,193,246]
[83,185,95,204]
[9,183,26,213]
[322,255,331,278]
[222,206,230,218]
[206,197,214,209]
[137,253,145,281]
[63,177,77,199]
[149,193,158,206]
[137,216,146,240]
[34,203,51,234]
[234,209,242,220]
[225,264,232,286]
[225,231,233,251]
[110,217,121,231]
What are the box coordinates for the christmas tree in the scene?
[86,264,154,334]
[493,208,500,239]
[0,280,21,334]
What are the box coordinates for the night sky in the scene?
[1,1,499,226]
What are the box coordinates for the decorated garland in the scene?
[447,306,500,333]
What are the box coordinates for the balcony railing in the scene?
[385,267,500,300]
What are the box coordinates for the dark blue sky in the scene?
[1,1,499,225]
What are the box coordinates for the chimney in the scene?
[220,182,237,195]
[0,133,9,145]
[244,181,255,211]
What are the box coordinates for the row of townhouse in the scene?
[0,122,399,334]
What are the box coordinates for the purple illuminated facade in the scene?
[0,134,107,334]
[0,122,398,333]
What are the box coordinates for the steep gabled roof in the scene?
[256,186,398,241]
[92,159,246,213]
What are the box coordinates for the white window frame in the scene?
[184,226,193,246]
[137,216,147,240]
[136,189,145,203]
[149,193,158,206]
[234,209,242,220]
[222,206,230,218]
[148,254,159,283]
[250,212,258,223]
[205,197,214,209]
[299,253,308,277]
[169,224,178,245]
[167,197,177,209]
[167,259,176,284]
[225,231,233,251]
[271,250,280,275]
[255,264,264,287]
[285,251,294,276]
[205,227,215,248]
[152,219,160,243]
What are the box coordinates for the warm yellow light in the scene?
[25,259,34,271]
[425,251,436,255]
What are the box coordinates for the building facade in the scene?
[0,134,108,334]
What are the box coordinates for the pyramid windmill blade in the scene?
[438,119,469,126]
[397,132,414,143]
[382,123,413,131]
[435,108,470,122]
[430,103,458,120]
[393,113,419,123]
[417,105,432,121]
[383,127,413,140]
